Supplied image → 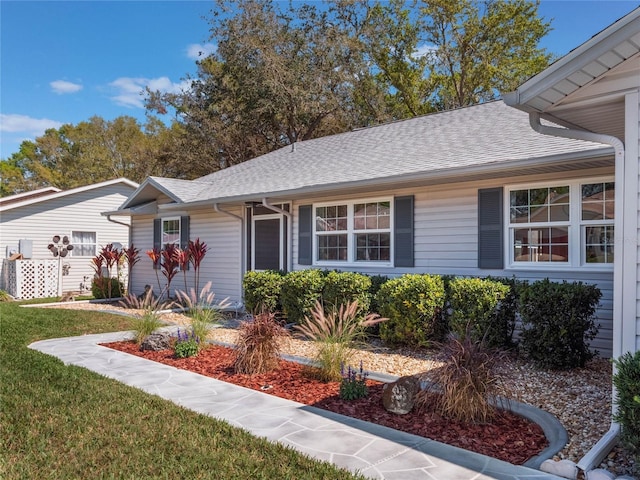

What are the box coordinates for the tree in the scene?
[147,0,372,169]
[418,0,552,109]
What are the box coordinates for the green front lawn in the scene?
[0,301,364,479]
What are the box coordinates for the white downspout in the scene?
[105,214,133,293]
[528,112,625,473]
[261,198,293,272]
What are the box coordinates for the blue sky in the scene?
[1,1,638,160]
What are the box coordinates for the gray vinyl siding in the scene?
[0,183,134,295]
[130,207,243,303]
[290,167,615,357]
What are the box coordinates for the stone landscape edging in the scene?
[275,350,569,470]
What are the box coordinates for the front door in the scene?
[252,215,283,271]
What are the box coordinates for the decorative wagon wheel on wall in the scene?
[48,235,74,257]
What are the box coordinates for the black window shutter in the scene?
[394,196,414,267]
[180,216,190,270]
[152,218,161,270]
[298,205,312,265]
[478,187,504,269]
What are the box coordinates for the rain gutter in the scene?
[528,111,626,473]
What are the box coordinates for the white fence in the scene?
[2,259,59,299]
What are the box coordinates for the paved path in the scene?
[29,331,562,480]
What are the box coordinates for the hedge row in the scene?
[243,270,602,369]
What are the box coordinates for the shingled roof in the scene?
[121,100,612,210]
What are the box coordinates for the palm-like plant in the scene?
[295,301,386,381]
[146,247,162,293]
[160,244,180,299]
[188,238,208,292]
[123,244,140,295]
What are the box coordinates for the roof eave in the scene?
[152,147,613,210]
[504,7,640,112]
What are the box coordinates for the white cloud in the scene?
[0,114,63,135]
[186,43,216,60]
[414,44,437,59]
[50,80,83,94]
[108,76,191,108]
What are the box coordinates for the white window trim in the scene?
[312,197,393,266]
[504,177,614,270]
[161,216,181,247]
[70,230,97,257]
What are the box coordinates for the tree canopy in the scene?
[2,0,552,196]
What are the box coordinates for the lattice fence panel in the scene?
[5,260,59,299]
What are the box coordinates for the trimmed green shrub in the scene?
[613,351,640,465]
[91,277,124,299]
[367,275,389,314]
[280,269,325,324]
[242,270,284,313]
[448,277,510,346]
[519,279,601,369]
[486,276,527,350]
[375,274,446,347]
[322,271,371,314]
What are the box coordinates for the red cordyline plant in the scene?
[188,238,207,292]
[101,244,124,298]
[174,246,190,293]
[123,244,140,295]
[146,247,162,295]
[161,244,181,299]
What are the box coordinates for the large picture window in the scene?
[315,200,392,263]
[507,179,614,267]
[71,231,97,257]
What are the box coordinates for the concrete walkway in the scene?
[29,331,563,480]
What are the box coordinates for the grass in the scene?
[0,300,365,480]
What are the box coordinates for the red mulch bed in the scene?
[103,341,548,465]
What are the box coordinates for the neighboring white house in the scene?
[0,178,138,298]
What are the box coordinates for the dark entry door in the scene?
[253,217,282,270]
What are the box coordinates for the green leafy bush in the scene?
[91,277,124,299]
[339,362,369,400]
[280,269,325,324]
[613,351,640,464]
[519,279,601,369]
[322,271,371,314]
[367,275,389,314]
[242,270,284,313]
[448,277,510,346]
[375,274,446,347]
[485,276,527,350]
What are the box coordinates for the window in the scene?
[162,218,180,247]
[506,180,614,267]
[71,231,97,257]
[315,200,391,263]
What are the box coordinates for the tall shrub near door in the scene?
[280,269,325,324]
[519,279,601,369]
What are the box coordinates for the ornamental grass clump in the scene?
[416,332,503,424]
[613,351,640,466]
[174,281,229,346]
[233,312,289,374]
[295,300,386,382]
[120,288,168,345]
